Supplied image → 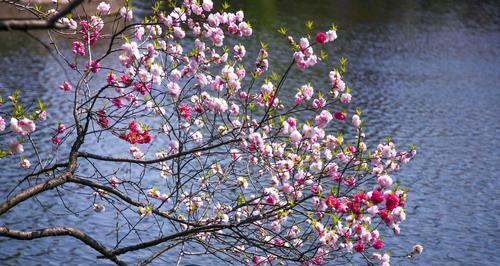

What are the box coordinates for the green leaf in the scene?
[320,49,328,60]
[271,71,279,81]
[12,104,24,118]
[305,20,314,30]
[38,98,45,112]
[236,193,246,205]
[340,57,347,74]
[221,1,231,11]
[152,0,161,13]
[277,26,288,36]
[260,41,268,50]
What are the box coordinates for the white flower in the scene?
[20,159,31,169]
[93,203,105,213]
[237,177,248,189]
[150,64,164,84]
[299,37,309,49]
[191,131,203,143]
[326,30,337,42]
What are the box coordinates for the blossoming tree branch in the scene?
[0,0,422,265]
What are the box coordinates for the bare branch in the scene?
[0,226,126,265]
[0,0,83,31]
[0,172,70,215]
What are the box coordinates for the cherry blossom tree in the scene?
[0,0,423,265]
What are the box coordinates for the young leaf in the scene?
[277,26,288,36]
[305,20,314,30]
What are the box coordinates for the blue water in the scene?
[1,0,500,265]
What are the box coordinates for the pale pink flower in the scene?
[352,114,361,127]
[202,0,213,12]
[129,146,144,159]
[9,139,24,154]
[377,174,393,188]
[0,116,5,132]
[97,2,111,14]
[120,7,133,22]
[167,82,181,97]
[341,93,352,104]
[314,110,333,128]
[290,130,302,144]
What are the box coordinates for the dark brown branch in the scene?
[78,138,241,164]
[0,0,83,31]
[0,172,71,215]
[0,226,126,266]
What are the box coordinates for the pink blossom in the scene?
[334,111,346,121]
[0,116,5,132]
[10,118,36,135]
[129,146,144,159]
[315,32,328,44]
[290,130,302,144]
[167,82,181,97]
[230,149,242,161]
[354,242,364,252]
[373,240,384,250]
[341,93,352,104]
[314,110,333,128]
[312,97,326,109]
[119,7,133,22]
[352,114,361,127]
[377,174,393,188]
[72,41,85,56]
[385,193,399,211]
[169,140,179,154]
[179,105,192,120]
[52,136,61,145]
[59,81,72,91]
[86,60,100,73]
[135,26,145,40]
[202,0,213,12]
[9,139,24,154]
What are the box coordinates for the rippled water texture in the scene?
[1,0,499,265]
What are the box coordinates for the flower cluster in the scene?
[4,0,422,265]
[122,121,152,144]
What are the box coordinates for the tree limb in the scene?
[0,226,127,265]
[0,172,71,215]
[0,0,83,31]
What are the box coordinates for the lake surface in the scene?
[1,0,499,265]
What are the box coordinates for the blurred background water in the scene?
[0,0,499,265]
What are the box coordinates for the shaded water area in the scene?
[1,0,500,265]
